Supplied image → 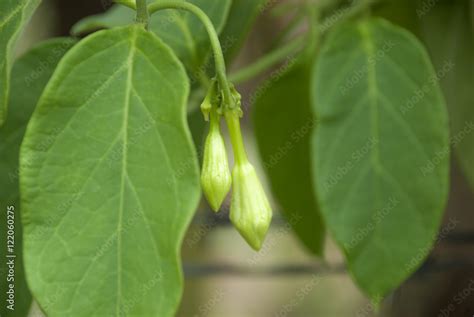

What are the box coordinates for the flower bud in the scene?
[201,111,231,211]
[230,161,272,250]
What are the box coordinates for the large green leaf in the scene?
[71,0,231,76]
[0,0,41,125]
[312,18,449,298]
[0,37,74,317]
[220,0,267,63]
[20,26,200,316]
[253,61,325,255]
[420,0,474,191]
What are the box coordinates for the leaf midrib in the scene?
[350,22,428,254]
[357,22,383,254]
[359,23,381,171]
[115,28,137,316]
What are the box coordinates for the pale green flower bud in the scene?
[230,161,272,250]
[201,111,231,211]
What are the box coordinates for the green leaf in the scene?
[220,0,267,63]
[0,0,41,125]
[253,61,325,255]
[70,5,134,35]
[420,0,474,191]
[20,26,200,316]
[187,106,206,158]
[0,37,74,317]
[71,0,231,76]
[312,18,449,298]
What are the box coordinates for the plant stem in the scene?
[228,36,305,84]
[301,1,320,60]
[224,112,248,165]
[148,1,233,108]
[229,0,376,84]
[135,0,149,28]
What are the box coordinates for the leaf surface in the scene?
[0,0,41,125]
[254,61,325,255]
[312,18,449,298]
[20,26,200,317]
[0,37,74,317]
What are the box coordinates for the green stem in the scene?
[209,107,220,130]
[148,1,233,107]
[228,36,305,84]
[229,0,376,84]
[135,0,149,28]
[224,112,248,165]
[301,1,320,60]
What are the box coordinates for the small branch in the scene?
[228,0,377,84]
[228,36,305,84]
[148,1,233,107]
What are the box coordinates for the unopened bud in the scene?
[201,111,231,211]
[230,161,272,250]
